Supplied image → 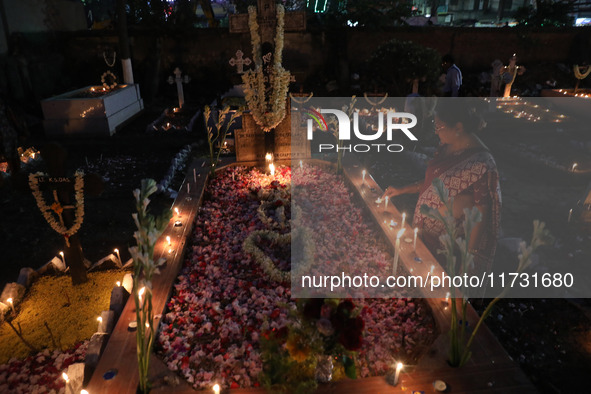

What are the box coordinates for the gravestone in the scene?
[31,143,104,285]
[235,99,310,162]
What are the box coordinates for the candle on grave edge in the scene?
[401,212,406,229]
[413,228,418,250]
[393,228,406,274]
[393,362,403,385]
[384,196,389,210]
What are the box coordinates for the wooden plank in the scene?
[85,158,213,393]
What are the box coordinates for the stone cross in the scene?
[229,0,306,43]
[167,67,190,109]
[36,143,104,285]
[229,50,252,74]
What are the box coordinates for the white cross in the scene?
[229,50,252,74]
[167,67,190,109]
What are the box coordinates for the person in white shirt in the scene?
[442,54,462,97]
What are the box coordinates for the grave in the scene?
[41,84,144,137]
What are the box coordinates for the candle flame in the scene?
[59,251,64,257]
[81,390,89,394]
[6,298,12,304]
[62,372,69,382]
[166,236,171,246]
[269,163,275,176]
[139,287,145,297]
[114,248,119,254]
[213,383,220,394]
[97,316,103,323]
[265,153,272,161]
[116,281,121,287]
[396,228,406,239]
[174,207,180,216]
[396,362,403,371]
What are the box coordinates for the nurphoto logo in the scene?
[304,107,419,153]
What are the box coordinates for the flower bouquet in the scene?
[260,298,363,393]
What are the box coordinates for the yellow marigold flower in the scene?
[285,334,310,363]
[51,202,63,215]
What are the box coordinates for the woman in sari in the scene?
[382,101,501,271]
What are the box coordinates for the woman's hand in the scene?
[381,186,403,200]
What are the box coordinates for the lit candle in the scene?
[114,248,121,265]
[572,163,578,172]
[299,160,303,169]
[265,153,273,162]
[393,228,406,274]
[568,208,573,223]
[362,170,366,183]
[62,372,69,383]
[269,163,275,176]
[59,251,66,266]
[430,264,435,275]
[175,207,181,218]
[138,287,146,307]
[445,292,450,303]
[401,212,406,229]
[413,228,418,250]
[97,316,103,323]
[81,390,89,394]
[213,384,220,394]
[166,236,171,247]
[384,196,389,210]
[116,281,121,287]
[6,298,14,314]
[393,362,403,385]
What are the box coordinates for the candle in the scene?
[213,384,220,394]
[269,163,275,176]
[568,208,573,223]
[572,163,578,172]
[62,372,69,383]
[445,292,450,303]
[394,362,403,385]
[193,168,197,183]
[393,228,406,274]
[362,170,366,183]
[265,153,273,162]
[413,228,418,250]
[116,281,121,287]
[430,264,435,275]
[6,298,14,314]
[175,208,181,218]
[114,248,121,265]
[384,196,388,210]
[59,251,66,266]
[97,316,103,323]
[138,287,146,308]
[401,212,406,229]
[299,160,303,169]
[166,236,171,246]
[81,390,89,394]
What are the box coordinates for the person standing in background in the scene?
[442,54,462,97]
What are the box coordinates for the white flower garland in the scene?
[28,171,85,246]
[363,92,388,106]
[242,4,291,132]
[242,227,314,284]
[101,70,118,90]
[574,64,591,80]
[289,92,313,104]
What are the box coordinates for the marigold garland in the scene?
[28,171,85,246]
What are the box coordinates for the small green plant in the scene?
[420,178,552,367]
[204,106,242,176]
[129,179,172,393]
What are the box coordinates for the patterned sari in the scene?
[412,146,501,271]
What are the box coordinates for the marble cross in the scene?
[229,50,252,74]
[167,67,190,109]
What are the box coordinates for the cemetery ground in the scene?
[2,101,591,392]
